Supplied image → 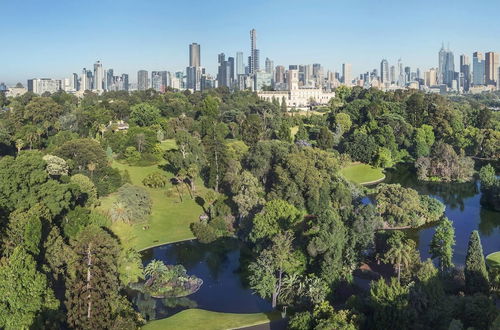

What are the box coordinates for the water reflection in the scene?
[128,238,272,321]
[384,164,500,264]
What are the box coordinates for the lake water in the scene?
[384,164,500,264]
[129,238,272,321]
[130,164,500,320]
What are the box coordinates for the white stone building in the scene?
[257,69,335,109]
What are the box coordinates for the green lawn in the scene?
[141,309,281,330]
[486,251,500,269]
[99,140,206,251]
[340,163,385,185]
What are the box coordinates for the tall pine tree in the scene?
[464,230,489,294]
[65,225,123,329]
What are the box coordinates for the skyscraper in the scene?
[342,63,352,85]
[438,43,447,84]
[250,29,259,74]
[217,53,231,88]
[275,65,285,84]
[235,52,245,76]
[380,59,389,84]
[121,74,129,91]
[460,54,471,91]
[106,69,114,90]
[390,65,396,83]
[472,52,485,85]
[137,70,149,91]
[93,61,104,91]
[265,58,274,74]
[189,43,201,67]
[485,51,499,85]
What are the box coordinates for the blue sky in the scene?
[1,0,500,85]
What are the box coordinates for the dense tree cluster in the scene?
[0,86,498,329]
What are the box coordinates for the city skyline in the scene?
[2,0,500,85]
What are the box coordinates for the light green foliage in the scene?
[142,172,169,188]
[43,154,69,176]
[124,146,141,163]
[130,103,161,127]
[4,208,42,255]
[70,174,98,207]
[232,170,265,218]
[114,183,152,223]
[414,124,435,158]
[369,278,413,330]
[375,183,445,227]
[334,112,352,134]
[248,231,303,307]
[430,217,455,271]
[0,247,58,330]
[383,231,420,282]
[375,147,394,168]
[250,199,303,243]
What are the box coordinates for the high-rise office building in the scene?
[250,29,257,74]
[397,59,404,87]
[438,43,447,84]
[106,69,114,90]
[121,74,129,91]
[228,57,235,83]
[380,59,389,84]
[472,52,485,85]
[151,71,167,92]
[424,68,438,87]
[137,70,149,91]
[189,43,201,67]
[485,51,499,85]
[275,65,285,84]
[404,66,411,83]
[93,61,104,91]
[342,63,352,85]
[265,58,274,74]
[217,53,231,88]
[460,54,471,91]
[438,44,455,87]
[80,68,92,91]
[390,65,396,83]
[27,78,62,94]
[236,52,245,76]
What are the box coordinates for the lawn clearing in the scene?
[340,163,385,185]
[141,309,281,330]
[99,139,206,250]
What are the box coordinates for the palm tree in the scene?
[15,139,24,154]
[87,161,96,179]
[384,234,417,283]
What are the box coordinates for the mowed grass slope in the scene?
[486,251,500,269]
[141,309,281,330]
[340,163,385,185]
[99,140,205,250]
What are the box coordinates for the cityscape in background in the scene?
[1,28,500,107]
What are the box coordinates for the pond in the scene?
[384,164,500,265]
[128,238,272,321]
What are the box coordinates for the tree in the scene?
[232,170,264,219]
[129,103,161,127]
[479,164,500,211]
[384,231,418,283]
[241,114,264,147]
[248,231,302,308]
[429,217,455,271]
[65,226,127,329]
[55,138,108,173]
[142,172,169,188]
[0,247,58,330]
[369,278,413,330]
[71,174,98,208]
[464,230,489,294]
[317,126,334,150]
[3,208,42,256]
[414,124,435,158]
[114,184,152,223]
[249,199,303,243]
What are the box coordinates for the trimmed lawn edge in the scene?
[137,236,196,252]
[486,251,500,268]
[141,309,282,330]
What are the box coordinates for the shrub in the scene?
[142,172,169,188]
[190,222,218,243]
[113,184,152,223]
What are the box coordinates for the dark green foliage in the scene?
[430,217,455,271]
[129,103,161,127]
[65,226,138,329]
[464,230,489,294]
[479,164,500,211]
